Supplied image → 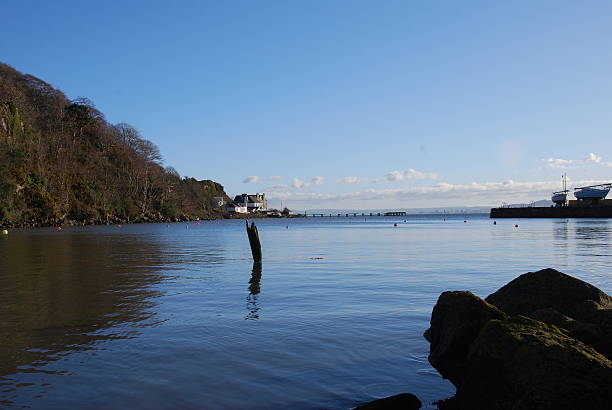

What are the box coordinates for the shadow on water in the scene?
[0,232,169,406]
[245,262,263,320]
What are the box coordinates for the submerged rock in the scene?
[353,393,422,410]
[425,269,612,409]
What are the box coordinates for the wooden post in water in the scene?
[246,220,262,263]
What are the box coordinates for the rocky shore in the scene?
[0,211,304,229]
[355,268,612,409]
[0,213,222,229]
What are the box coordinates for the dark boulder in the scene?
[425,270,612,409]
[530,307,612,359]
[424,291,506,386]
[485,268,612,360]
[485,268,612,322]
[460,316,612,409]
[353,393,422,410]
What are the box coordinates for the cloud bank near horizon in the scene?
[242,154,611,207]
[264,178,610,207]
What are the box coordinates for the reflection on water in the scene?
[574,221,611,242]
[246,262,263,320]
[552,220,569,242]
[1,217,612,409]
[0,231,167,405]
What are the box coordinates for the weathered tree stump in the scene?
[246,220,262,262]
[249,261,262,295]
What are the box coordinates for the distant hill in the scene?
[0,62,229,227]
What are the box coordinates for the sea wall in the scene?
[490,206,612,218]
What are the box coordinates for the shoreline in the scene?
[0,212,305,229]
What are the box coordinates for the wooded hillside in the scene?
[0,63,229,227]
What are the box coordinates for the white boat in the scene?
[574,184,611,200]
[551,174,568,206]
[552,191,568,204]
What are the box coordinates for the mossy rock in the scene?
[457,316,612,410]
[425,291,506,386]
[426,270,612,410]
[485,268,612,321]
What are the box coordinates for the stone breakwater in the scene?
[490,206,612,218]
[354,269,612,409]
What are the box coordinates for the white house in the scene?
[226,203,248,214]
[233,193,268,213]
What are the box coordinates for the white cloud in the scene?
[338,176,359,184]
[268,175,284,181]
[544,152,611,169]
[311,176,324,186]
[292,176,325,189]
[385,170,403,181]
[266,178,610,205]
[544,158,575,169]
[243,176,260,183]
[292,178,306,189]
[585,153,602,163]
[385,168,439,181]
[266,184,290,193]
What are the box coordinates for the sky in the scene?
[2,1,612,210]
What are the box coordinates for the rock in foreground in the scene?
[353,393,422,410]
[485,268,612,322]
[426,269,612,410]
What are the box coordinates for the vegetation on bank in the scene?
[0,62,230,227]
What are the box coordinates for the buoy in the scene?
[515,224,519,228]
[464,220,467,223]
[393,223,397,227]
[2,229,7,235]
[493,221,496,225]
[57,226,62,231]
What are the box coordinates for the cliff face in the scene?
[0,62,229,226]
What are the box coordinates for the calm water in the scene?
[1,215,612,409]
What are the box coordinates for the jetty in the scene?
[492,179,612,218]
[304,211,407,217]
[490,206,612,218]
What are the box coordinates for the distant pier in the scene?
[304,211,406,217]
[384,211,406,216]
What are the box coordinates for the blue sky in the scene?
[3,1,612,209]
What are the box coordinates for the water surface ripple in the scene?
[1,215,611,409]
